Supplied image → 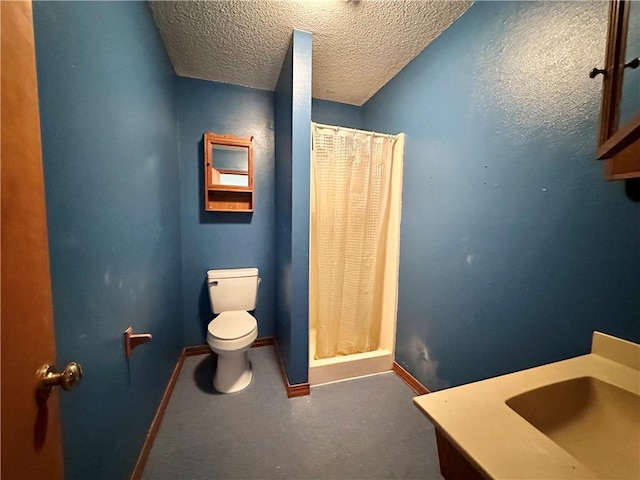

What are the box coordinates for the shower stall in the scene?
[308,122,404,385]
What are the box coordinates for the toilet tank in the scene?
[207,268,259,314]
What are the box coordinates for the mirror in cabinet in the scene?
[618,1,639,130]
[594,0,640,180]
[204,132,254,211]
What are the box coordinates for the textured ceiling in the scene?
[149,0,471,106]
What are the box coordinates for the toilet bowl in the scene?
[206,310,258,393]
[206,267,260,393]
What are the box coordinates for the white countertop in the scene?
[413,332,640,480]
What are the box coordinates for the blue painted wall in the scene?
[274,31,312,384]
[290,31,313,385]
[275,42,294,378]
[176,78,276,345]
[362,0,640,390]
[312,98,362,129]
[33,2,183,479]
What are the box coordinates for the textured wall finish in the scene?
[177,78,276,345]
[148,0,471,106]
[362,1,640,390]
[290,30,312,385]
[33,2,183,479]
[275,41,294,382]
[274,31,312,385]
[312,98,363,130]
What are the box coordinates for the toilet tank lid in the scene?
[207,268,258,279]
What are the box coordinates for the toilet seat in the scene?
[208,310,257,340]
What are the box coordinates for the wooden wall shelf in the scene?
[205,189,253,212]
[204,132,254,212]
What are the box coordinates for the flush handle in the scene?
[37,361,83,395]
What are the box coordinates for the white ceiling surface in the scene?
[149,1,472,106]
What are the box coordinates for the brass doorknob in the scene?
[37,362,83,393]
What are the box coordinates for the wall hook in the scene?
[124,327,152,358]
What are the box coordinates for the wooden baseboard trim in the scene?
[183,344,210,356]
[272,340,311,398]
[286,382,311,397]
[130,348,187,480]
[183,337,275,357]
[252,336,275,348]
[393,361,430,395]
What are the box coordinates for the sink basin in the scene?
[506,376,640,479]
[415,333,640,479]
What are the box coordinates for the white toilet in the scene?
[206,268,260,393]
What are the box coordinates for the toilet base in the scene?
[213,349,253,393]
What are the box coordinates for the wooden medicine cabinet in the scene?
[204,132,254,212]
[593,0,640,180]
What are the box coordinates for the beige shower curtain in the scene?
[310,123,403,360]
